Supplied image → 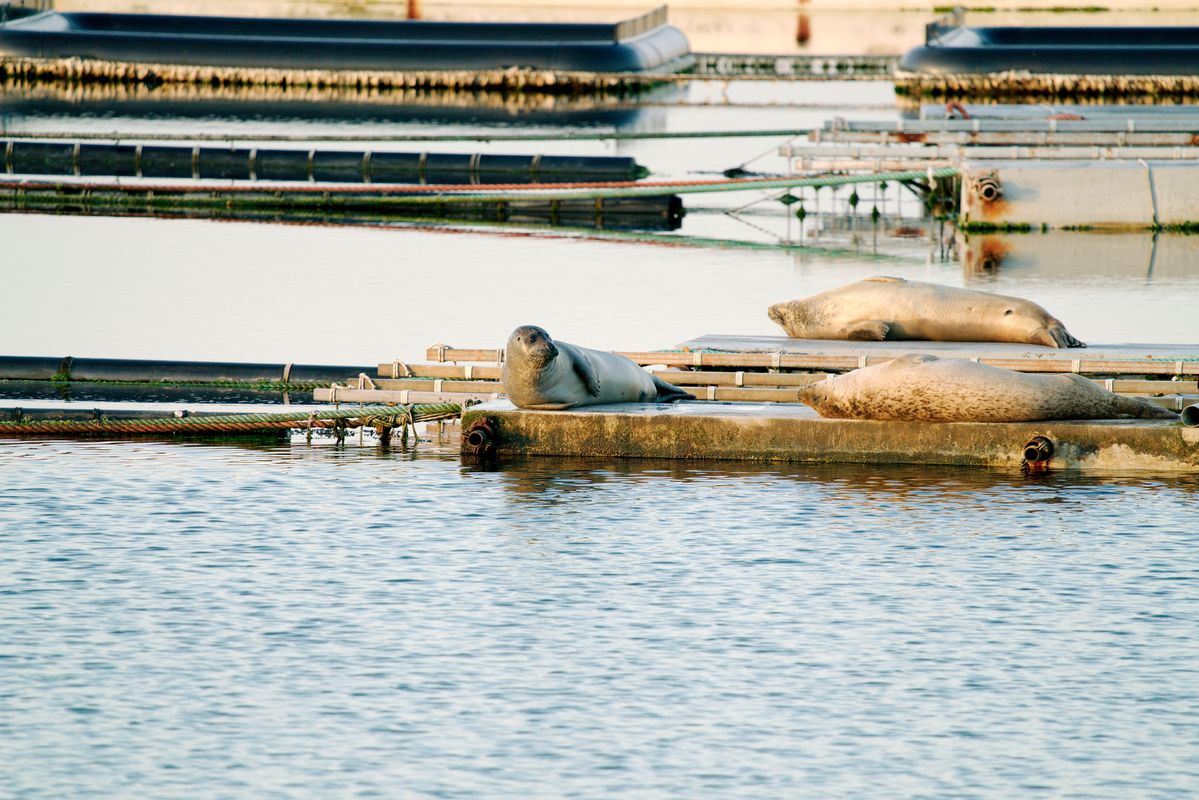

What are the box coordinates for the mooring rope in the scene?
[0,402,461,436]
[1,168,959,204]
[2,377,331,392]
[356,168,961,199]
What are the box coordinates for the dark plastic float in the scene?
[0,5,691,73]
[2,140,648,184]
[902,16,1199,75]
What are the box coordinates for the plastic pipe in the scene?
[1182,403,1199,427]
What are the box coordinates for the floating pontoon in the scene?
[902,16,1199,76]
[0,5,690,74]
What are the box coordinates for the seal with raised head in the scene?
[502,325,692,410]
[768,276,1085,348]
[798,354,1177,422]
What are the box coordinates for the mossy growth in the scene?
[958,220,1034,233]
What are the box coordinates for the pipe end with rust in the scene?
[1023,435,1054,465]
[973,173,1003,204]
[463,417,497,458]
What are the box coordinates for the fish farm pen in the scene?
[4,3,1199,468]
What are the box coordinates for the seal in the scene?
[768,276,1085,348]
[502,325,692,410]
[798,354,1177,422]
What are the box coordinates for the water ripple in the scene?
[1,440,1197,798]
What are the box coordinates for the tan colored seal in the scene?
[502,325,692,410]
[798,354,1177,422]
[768,276,1085,348]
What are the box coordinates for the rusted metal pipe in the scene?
[1023,436,1054,463]
[463,417,496,457]
[974,173,1002,202]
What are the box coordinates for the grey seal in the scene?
[768,276,1085,348]
[502,325,692,410]
[798,354,1177,422]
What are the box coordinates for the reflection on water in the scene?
[475,453,1199,506]
[3,439,1198,797]
[959,230,1199,280]
[4,212,1199,365]
[0,82,658,130]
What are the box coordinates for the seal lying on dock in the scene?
[798,354,1177,422]
[768,276,1085,348]
[503,325,692,410]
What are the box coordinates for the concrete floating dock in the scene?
[959,160,1199,230]
[460,400,1199,472]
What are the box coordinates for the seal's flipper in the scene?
[844,320,890,341]
[564,346,601,396]
[1033,326,1078,348]
[1120,395,1179,420]
[863,276,906,284]
[652,375,694,403]
[1049,322,1086,348]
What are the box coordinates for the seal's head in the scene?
[768,299,809,337]
[506,325,559,368]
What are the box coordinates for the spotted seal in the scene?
[798,354,1176,422]
[768,276,1085,348]
[502,325,692,410]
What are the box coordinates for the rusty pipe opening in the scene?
[1182,403,1199,427]
[466,427,491,449]
[1023,436,1054,463]
[975,176,1002,203]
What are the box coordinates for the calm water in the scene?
[2,440,1198,798]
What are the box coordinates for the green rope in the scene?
[1,377,330,392]
[360,168,960,204]
[0,403,462,435]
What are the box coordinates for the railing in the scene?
[0,0,53,25]
[614,5,667,43]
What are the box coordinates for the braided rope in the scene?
[0,168,959,204]
[0,403,461,437]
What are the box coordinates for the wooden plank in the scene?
[1143,394,1199,411]
[678,386,811,403]
[653,370,830,387]
[426,345,503,363]
[1109,379,1199,394]
[373,378,505,393]
[314,388,501,404]
[376,362,503,380]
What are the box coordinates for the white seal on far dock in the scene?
[768,276,1085,348]
[798,354,1176,422]
[502,325,691,410]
